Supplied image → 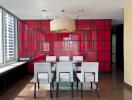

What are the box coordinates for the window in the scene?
[4,13,15,62]
[0,9,3,64]
[0,7,17,67]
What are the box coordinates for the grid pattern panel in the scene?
[18,20,111,73]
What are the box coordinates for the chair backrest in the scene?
[59,56,70,62]
[81,62,99,82]
[34,62,52,82]
[56,62,73,82]
[73,56,83,62]
[46,56,56,62]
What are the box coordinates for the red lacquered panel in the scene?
[99,62,105,72]
[72,31,84,40]
[71,35,78,40]
[41,20,50,30]
[42,42,50,52]
[84,41,93,51]
[97,41,105,51]
[18,20,25,31]
[105,20,111,29]
[79,41,84,52]
[54,41,64,52]
[87,31,92,40]
[93,41,97,50]
[104,30,111,40]
[45,32,58,41]
[77,20,91,30]
[69,41,78,52]
[98,30,105,40]
[98,52,110,61]
[24,20,38,30]
[24,31,32,41]
[95,20,104,30]
[104,62,111,72]
[87,31,97,40]
[98,30,110,40]
[92,31,97,40]
[85,51,97,61]
[50,42,54,52]
[45,52,54,56]
[18,31,25,41]
[61,33,70,40]
[105,41,111,51]
[18,19,111,73]
[25,41,33,51]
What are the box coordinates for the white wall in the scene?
[124,3,132,86]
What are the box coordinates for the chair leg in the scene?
[56,82,59,97]
[71,82,74,97]
[76,78,78,91]
[38,82,39,89]
[50,83,53,97]
[81,83,83,98]
[52,79,54,89]
[91,82,93,89]
[95,83,99,97]
[34,82,36,98]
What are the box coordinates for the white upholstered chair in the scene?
[46,56,56,62]
[76,62,99,97]
[59,56,70,62]
[46,56,56,71]
[73,56,83,71]
[73,56,83,62]
[56,62,74,97]
[34,62,53,98]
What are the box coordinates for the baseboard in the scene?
[124,82,132,90]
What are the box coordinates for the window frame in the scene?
[0,7,18,67]
[0,8,4,64]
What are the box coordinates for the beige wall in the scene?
[124,3,132,86]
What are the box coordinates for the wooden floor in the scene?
[0,70,132,100]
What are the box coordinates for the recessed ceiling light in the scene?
[61,10,65,12]
[42,10,47,12]
[79,9,84,12]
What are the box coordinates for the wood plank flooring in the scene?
[0,71,132,100]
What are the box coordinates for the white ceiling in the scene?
[0,0,132,24]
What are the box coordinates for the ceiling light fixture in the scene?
[50,10,75,33]
[50,19,75,33]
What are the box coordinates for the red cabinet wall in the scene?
[18,20,111,73]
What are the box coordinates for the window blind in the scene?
[4,13,15,61]
[0,9,3,64]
